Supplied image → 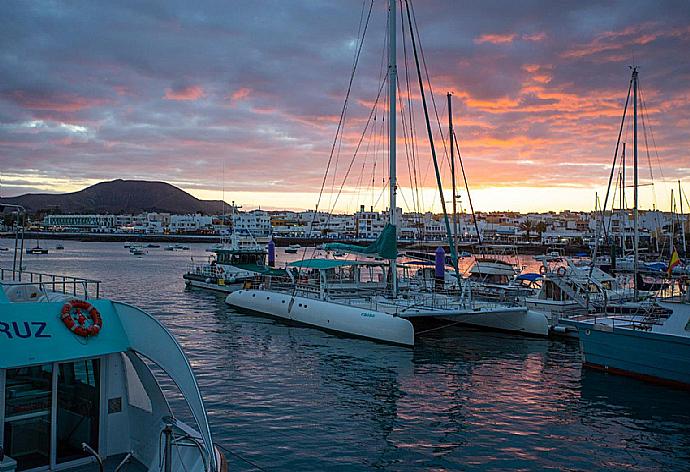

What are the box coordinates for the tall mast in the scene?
[681,180,687,254]
[388,0,398,297]
[632,66,639,299]
[448,92,459,257]
[621,142,626,253]
[671,188,675,256]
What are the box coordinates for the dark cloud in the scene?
[0,0,689,211]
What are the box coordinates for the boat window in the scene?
[3,364,53,471]
[56,359,100,464]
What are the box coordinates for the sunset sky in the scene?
[1,1,689,214]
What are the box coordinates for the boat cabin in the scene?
[0,269,222,472]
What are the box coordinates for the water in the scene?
[5,241,690,471]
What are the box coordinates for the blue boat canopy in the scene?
[515,273,542,282]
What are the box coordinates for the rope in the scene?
[216,444,267,472]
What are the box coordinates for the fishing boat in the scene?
[25,246,48,255]
[55,244,64,250]
[226,0,549,344]
[0,267,227,471]
[184,233,285,293]
[146,243,160,248]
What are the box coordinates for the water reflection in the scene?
[6,242,690,470]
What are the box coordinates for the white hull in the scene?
[439,308,549,336]
[392,302,548,336]
[225,289,415,346]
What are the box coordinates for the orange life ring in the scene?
[556,266,567,277]
[60,299,102,337]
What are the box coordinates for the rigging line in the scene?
[453,129,482,247]
[327,78,387,218]
[296,0,374,283]
[397,79,418,213]
[638,94,658,207]
[639,85,667,183]
[311,0,373,219]
[598,73,633,243]
[409,0,450,165]
[399,0,422,214]
[216,444,267,472]
[404,0,459,276]
[604,144,627,237]
[328,0,373,211]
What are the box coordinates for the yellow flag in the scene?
[668,249,680,276]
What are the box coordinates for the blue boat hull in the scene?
[571,322,690,388]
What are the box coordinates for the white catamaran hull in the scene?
[393,304,548,336]
[225,289,415,346]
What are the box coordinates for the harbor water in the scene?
[4,241,690,471]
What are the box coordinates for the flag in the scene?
[668,249,680,276]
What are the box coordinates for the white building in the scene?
[170,214,213,233]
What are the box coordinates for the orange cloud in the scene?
[474,33,516,45]
[164,85,205,101]
[231,87,252,101]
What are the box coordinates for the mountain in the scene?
[0,179,228,215]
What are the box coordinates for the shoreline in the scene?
[1,231,591,255]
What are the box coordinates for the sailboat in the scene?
[563,67,690,386]
[225,0,547,345]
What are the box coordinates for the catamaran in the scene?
[225,0,548,345]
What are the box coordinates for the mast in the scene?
[621,142,626,253]
[388,0,398,297]
[671,188,675,256]
[681,180,687,254]
[632,66,639,299]
[448,92,459,258]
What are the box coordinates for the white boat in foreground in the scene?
[0,267,226,472]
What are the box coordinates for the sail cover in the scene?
[323,223,398,259]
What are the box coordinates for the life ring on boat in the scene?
[60,299,102,337]
[556,266,567,277]
[539,265,547,276]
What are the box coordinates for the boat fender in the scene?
[556,266,567,277]
[552,325,567,334]
[60,299,102,337]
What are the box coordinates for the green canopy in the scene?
[323,223,398,259]
[233,264,288,276]
[288,258,366,270]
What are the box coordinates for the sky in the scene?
[1,0,689,214]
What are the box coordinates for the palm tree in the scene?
[519,220,534,240]
[535,221,548,241]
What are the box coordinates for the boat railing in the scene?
[0,267,101,299]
